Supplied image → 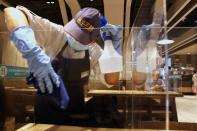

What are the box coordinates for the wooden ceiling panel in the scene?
[171,43,197,55]
[103,0,124,25]
[65,0,80,16]
[167,0,191,24]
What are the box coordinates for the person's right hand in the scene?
[10,26,60,94]
[151,85,164,92]
[100,24,123,54]
[30,60,60,94]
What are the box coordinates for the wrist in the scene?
[27,49,51,71]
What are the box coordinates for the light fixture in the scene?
[157,39,174,45]
[156,0,174,45]
[46,1,55,5]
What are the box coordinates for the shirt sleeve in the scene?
[193,75,197,82]
[17,6,67,59]
[192,76,194,82]
[160,79,165,86]
[88,43,113,88]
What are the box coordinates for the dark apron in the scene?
[34,44,123,127]
[58,50,90,113]
[34,45,90,124]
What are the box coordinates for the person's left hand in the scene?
[151,85,165,92]
[100,24,123,54]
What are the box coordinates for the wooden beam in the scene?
[162,28,197,56]
[0,0,10,8]
[124,0,132,38]
[168,36,196,54]
[152,0,164,24]
[167,2,197,32]
[58,0,68,25]
[122,0,132,80]
[170,43,197,55]
[103,0,124,25]
[167,0,191,24]
[65,0,81,16]
[168,28,197,52]
[133,0,154,27]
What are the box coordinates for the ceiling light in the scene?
[157,39,174,45]
[46,1,55,4]
[90,0,94,1]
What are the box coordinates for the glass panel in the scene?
[0,0,196,130]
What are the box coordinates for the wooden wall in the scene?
[0,11,28,88]
[171,55,197,70]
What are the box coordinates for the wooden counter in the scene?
[17,123,179,131]
[88,90,182,97]
[88,90,183,121]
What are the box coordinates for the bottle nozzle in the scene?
[102,31,112,40]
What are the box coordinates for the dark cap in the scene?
[64,7,101,45]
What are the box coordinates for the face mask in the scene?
[66,34,89,51]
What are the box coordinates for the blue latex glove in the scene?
[100,24,123,54]
[10,26,60,94]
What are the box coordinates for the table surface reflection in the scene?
[17,123,179,131]
[88,90,182,97]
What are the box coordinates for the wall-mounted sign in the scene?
[0,65,29,78]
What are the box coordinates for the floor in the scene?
[176,95,197,123]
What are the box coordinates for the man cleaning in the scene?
[4,6,123,127]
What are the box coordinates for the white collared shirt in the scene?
[17,6,111,88]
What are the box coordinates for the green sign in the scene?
[0,65,29,78]
[169,75,182,79]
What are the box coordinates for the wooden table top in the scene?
[88,90,183,97]
[5,87,36,95]
[17,123,179,131]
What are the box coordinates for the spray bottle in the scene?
[99,31,123,73]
